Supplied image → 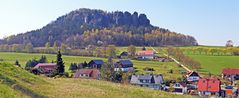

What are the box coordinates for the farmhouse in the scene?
[137,50,154,60]
[172,82,188,94]
[33,63,56,74]
[88,60,104,69]
[197,78,221,97]
[222,68,239,81]
[74,69,100,79]
[114,60,134,72]
[119,51,129,59]
[186,71,200,82]
[130,74,164,90]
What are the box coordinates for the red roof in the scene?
[138,50,154,56]
[197,78,220,92]
[222,68,239,75]
[33,63,56,73]
[33,63,56,68]
[74,69,100,79]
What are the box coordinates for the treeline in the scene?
[167,47,201,69]
[0,8,198,47]
[182,47,239,56]
[66,28,197,47]
[0,44,122,58]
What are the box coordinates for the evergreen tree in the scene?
[56,51,65,75]
[69,63,78,72]
[39,55,47,63]
[15,60,21,67]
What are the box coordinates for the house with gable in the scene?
[186,71,200,82]
[119,51,129,59]
[130,74,164,90]
[197,78,221,97]
[137,50,155,60]
[74,69,100,79]
[32,63,56,74]
[222,68,239,81]
[172,82,188,94]
[114,60,134,72]
[88,60,104,69]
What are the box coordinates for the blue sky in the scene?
[0,0,238,46]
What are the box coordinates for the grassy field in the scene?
[0,62,194,98]
[0,52,184,80]
[188,55,239,75]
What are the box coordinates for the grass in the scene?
[0,52,184,80]
[188,55,239,75]
[0,62,194,98]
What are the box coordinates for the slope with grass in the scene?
[0,52,184,80]
[189,55,239,75]
[0,63,194,98]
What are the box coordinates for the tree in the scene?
[61,43,68,53]
[25,59,39,71]
[127,45,136,58]
[25,43,34,53]
[226,40,233,47]
[39,55,47,63]
[45,42,51,53]
[69,63,78,72]
[53,41,59,51]
[106,45,116,57]
[55,51,65,75]
[45,42,51,49]
[15,60,21,67]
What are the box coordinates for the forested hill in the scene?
[0,8,198,48]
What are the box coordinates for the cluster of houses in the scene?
[32,61,239,97]
[31,49,239,97]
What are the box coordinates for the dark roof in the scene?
[130,74,164,85]
[138,74,152,80]
[187,71,200,77]
[120,51,128,56]
[90,60,104,65]
[118,60,133,65]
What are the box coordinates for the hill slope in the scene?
[1,8,197,47]
[0,63,194,98]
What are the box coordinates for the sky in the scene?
[0,0,238,46]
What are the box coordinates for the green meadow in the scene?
[0,62,194,98]
[0,52,183,80]
[189,54,239,75]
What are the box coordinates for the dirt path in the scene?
[150,47,192,72]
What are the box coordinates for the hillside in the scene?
[0,8,197,47]
[0,63,194,98]
[0,52,184,80]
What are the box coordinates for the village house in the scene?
[197,78,221,97]
[114,60,134,72]
[32,63,56,74]
[186,71,200,82]
[220,86,237,97]
[130,74,164,90]
[137,50,155,60]
[172,82,188,94]
[222,68,239,81]
[74,69,100,79]
[119,51,129,59]
[88,60,104,69]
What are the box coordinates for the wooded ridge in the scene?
[0,8,198,48]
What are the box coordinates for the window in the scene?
[140,80,143,83]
